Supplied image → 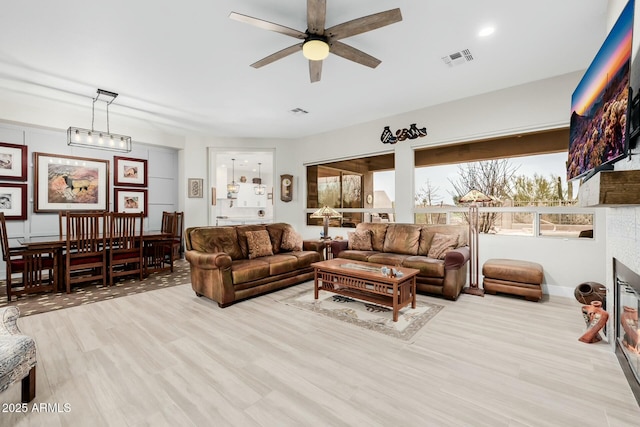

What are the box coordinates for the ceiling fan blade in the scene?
[307,0,327,34]
[330,42,381,68]
[229,12,306,39]
[251,43,303,68]
[309,60,322,83]
[326,8,402,41]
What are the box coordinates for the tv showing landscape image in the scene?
[567,0,633,181]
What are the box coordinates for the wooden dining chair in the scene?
[64,211,107,293]
[144,211,176,275]
[108,212,144,286]
[0,213,57,301]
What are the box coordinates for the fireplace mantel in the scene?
[578,170,640,206]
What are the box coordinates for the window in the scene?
[306,153,394,227]
[413,129,595,238]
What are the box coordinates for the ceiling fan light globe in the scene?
[303,39,329,60]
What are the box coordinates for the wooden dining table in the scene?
[18,230,173,291]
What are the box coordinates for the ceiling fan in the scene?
[229,0,402,83]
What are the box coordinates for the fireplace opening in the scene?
[614,258,640,405]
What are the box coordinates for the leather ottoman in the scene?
[482,258,543,302]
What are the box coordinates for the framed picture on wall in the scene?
[0,183,27,220]
[34,152,109,212]
[114,188,148,216]
[114,156,147,187]
[0,142,27,181]
[188,178,204,198]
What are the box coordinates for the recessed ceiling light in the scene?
[478,26,495,37]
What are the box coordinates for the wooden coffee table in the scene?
[311,259,420,322]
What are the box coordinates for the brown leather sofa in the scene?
[331,223,470,300]
[185,223,324,307]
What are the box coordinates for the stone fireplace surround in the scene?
[604,153,640,404]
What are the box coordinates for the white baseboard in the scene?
[542,284,576,299]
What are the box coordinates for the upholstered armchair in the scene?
[0,306,36,402]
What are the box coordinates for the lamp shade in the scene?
[459,189,493,204]
[310,206,342,219]
[303,39,330,61]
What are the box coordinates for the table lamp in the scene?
[310,206,342,240]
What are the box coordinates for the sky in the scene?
[374,152,570,205]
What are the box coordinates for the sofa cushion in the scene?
[403,256,446,278]
[281,227,303,251]
[265,223,290,254]
[427,233,459,260]
[368,253,411,266]
[260,254,299,275]
[246,230,274,259]
[382,224,421,255]
[237,225,268,258]
[231,259,270,284]
[338,250,379,262]
[288,250,323,269]
[347,230,373,251]
[418,225,468,255]
[189,226,244,260]
[355,223,389,252]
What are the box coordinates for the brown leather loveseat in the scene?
[331,223,470,300]
[185,223,323,307]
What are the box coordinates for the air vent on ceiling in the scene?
[442,49,474,67]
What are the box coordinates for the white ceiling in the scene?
[0,0,607,139]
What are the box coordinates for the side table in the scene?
[321,238,346,260]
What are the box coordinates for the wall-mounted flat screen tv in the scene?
[567,0,634,181]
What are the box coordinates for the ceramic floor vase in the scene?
[621,306,639,353]
[574,282,606,305]
[579,301,609,343]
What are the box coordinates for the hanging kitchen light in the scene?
[227,158,239,193]
[254,162,266,195]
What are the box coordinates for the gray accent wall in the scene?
[0,121,178,277]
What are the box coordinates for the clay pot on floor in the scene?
[621,306,639,353]
[574,282,606,305]
[579,301,609,343]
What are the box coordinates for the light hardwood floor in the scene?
[2,282,640,427]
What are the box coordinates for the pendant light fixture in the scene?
[254,162,266,195]
[227,158,239,194]
[67,88,132,152]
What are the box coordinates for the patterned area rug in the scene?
[282,288,444,341]
[0,259,191,317]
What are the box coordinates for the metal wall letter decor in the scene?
[380,124,427,144]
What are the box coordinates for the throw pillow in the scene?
[281,228,303,251]
[246,230,274,259]
[427,233,459,260]
[347,230,373,251]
